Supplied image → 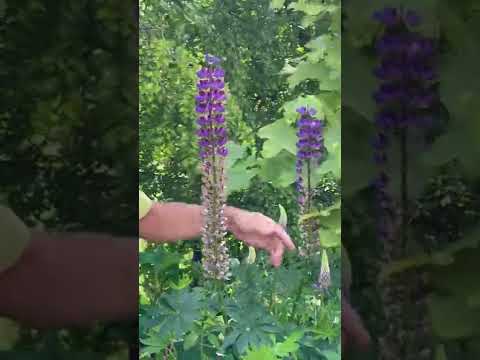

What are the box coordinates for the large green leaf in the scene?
[288,1,336,16]
[379,226,480,280]
[257,150,297,187]
[341,107,376,197]
[227,166,256,195]
[226,141,247,169]
[429,295,480,339]
[287,62,330,89]
[318,227,340,248]
[314,119,340,179]
[257,119,297,158]
[281,95,327,123]
[341,43,376,121]
[270,0,285,10]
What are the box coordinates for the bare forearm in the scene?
[139,202,239,243]
[0,231,137,328]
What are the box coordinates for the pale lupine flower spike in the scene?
[196,53,230,280]
[314,249,331,291]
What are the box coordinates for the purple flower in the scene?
[372,11,438,356]
[214,114,225,124]
[373,7,399,26]
[197,116,211,126]
[196,104,208,113]
[217,147,228,156]
[197,80,210,90]
[197,67,211,78]
[374,13,437,117]
[213,68,225,77]
[295,106,325,256]
[205,53,222,65]
[372,6,437,178]
[196,53,230,280]
[405,10,421,27]
[296,106,317,116]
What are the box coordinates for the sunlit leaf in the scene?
[257,119,297,158]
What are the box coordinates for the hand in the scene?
[342,297,371,354]
[225,207,295,267]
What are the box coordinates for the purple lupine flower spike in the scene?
[295,106,325,257]
[372,7,437,253]
[196,53,230,280]
[372,8,437,360]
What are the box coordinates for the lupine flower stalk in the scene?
[295,106,325,257]
[372,8,437,360]
[314,249,331,291]
[196,54,230,280]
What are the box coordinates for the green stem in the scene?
[269,273,277,314]
[400,126,408,255]
[291,264,309,322]
[307,159,311,213]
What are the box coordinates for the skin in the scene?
[342,297,371,353]
[0,201,369,353]
[139,203,295,267]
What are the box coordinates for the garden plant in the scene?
[343,2,480,359]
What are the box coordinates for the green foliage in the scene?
[242,330,304,359]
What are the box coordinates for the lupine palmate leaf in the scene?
[243,346,277,360]
[274,330,304,357]
[224,302,278,355]
[149,288,205,339]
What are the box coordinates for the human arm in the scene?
[0,206,137,328]
[0,231,137,329]
[139,201,295,267]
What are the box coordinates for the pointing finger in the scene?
[270,244,285,268]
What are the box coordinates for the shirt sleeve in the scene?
[139,190,153,220]
[0,206,31,273]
